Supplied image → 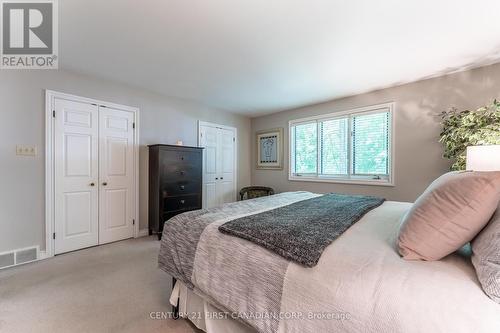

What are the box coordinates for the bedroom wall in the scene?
[0,70,251,254]
[251,62,500,202]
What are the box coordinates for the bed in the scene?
[158,191,500,333]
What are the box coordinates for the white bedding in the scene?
[278,201,500,332]
[170,200,500,332]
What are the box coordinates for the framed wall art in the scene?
[256,128,283,170]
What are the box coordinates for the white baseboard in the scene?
[137,229,149,237]
[39,251,51,260]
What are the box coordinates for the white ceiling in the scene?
[60,0,500,117]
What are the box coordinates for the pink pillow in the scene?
[398,171,500,261]
[471,204,500,304]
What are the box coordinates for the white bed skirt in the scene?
[170,281,255,333]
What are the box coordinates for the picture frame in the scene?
[256,128,283,170]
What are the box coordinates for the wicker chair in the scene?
[239,186,275,201]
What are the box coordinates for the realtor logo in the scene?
[1,0,58,69]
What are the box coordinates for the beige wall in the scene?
[252,62,500,202]
[0,70,251,253]
[3,62,500,254]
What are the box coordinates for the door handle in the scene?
[102,182,108,186]
[220,177,224,180]
[90,182,95,187]
[215,178,219,180]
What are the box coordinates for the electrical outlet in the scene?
[16,145,37,156]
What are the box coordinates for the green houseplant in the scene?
[440,100,500,170]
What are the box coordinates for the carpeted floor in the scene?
[0,237,200,333]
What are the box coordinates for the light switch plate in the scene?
[16,145,37,156]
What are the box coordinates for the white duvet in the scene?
[277,201,500,333]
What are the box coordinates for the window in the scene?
[290,103,393,185]
[293,122,317,174]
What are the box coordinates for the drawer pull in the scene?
[180,200,185,204]
[180,185,185,190]
[180,171,185,175]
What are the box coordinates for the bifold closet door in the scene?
[54,99,99,254]
[54,99,135,254]
[98,107,135,244]
[200,124,236,209]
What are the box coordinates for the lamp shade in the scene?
[466,145,500,171]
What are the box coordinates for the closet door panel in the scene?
[200,125,219,208]
[54,99,99,254]
[99,107,135,244]
[218,128,235,203]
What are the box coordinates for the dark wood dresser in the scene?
[148,144,203,240]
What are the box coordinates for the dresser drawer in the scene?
[163,194,201,212]
[160,151,202,179]
[163,150,200,165]
[162,181,201,197]
[159,163,201,182]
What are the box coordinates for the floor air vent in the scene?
[0,246,38,270]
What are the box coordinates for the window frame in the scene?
[289,102,395,186]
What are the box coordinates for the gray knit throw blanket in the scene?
[219,193,385,267]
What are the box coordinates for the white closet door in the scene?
[54,99,99,254]
[200,125,219,208]
[98,107,135,244]
[217,128,236,204]
[200,123,236,208]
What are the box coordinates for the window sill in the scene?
[288,176,395,187]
